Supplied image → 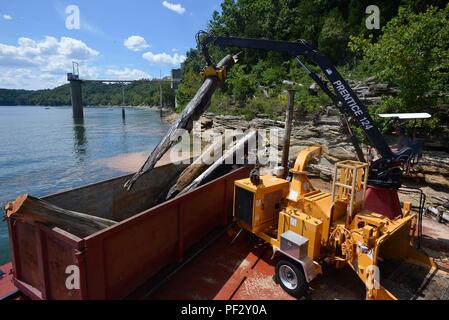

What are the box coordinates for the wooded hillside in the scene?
[0,79,175,108]
[175,0,448,137]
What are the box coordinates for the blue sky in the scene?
[0,0,222,89]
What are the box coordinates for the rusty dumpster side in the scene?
[7,165,252,300]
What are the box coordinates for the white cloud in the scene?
[0,36,100,89]
[104,67,150,80]
[0,65,151,90]
[162,1,186,15]
[142,51,186,65]
[0,36,153,90]
[3,14,12,21]
[57,37,99,59]
[0,36,98,68]
[0,67,68,90]
[124,35,150,52]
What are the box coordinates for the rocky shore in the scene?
[162,107,449,209]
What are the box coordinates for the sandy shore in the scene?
[96,150,195,173]
[93,107,181,173]
[95,124,196,174]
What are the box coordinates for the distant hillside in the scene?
[0,80,175,107]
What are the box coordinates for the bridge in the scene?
[67,62,181,118]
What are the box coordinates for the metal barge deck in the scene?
[1,165,448,300]
[2,223,447,300]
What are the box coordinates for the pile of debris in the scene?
[348,76,399,106]
[201,109,359,181]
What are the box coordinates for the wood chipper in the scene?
[232,146,435,300]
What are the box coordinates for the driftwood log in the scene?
[5,195,117,238]
[124,54,238,191]
[165,131,239,200]
[177,130,256,197]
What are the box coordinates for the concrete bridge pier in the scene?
[67,73,83,119]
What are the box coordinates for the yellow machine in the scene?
[233,146,435,300]
[200,65,227,82]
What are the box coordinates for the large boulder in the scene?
[424,175,449,189]
[324,146,358,163]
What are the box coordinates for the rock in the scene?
[425,175,449,189]
[406,151,449,189]
[161,111,179,124]
[200,117,213,130]
[417,165,449,176]
[314,116,341,126]
[289,137,305,147]
[250,118,285,129]
[203,107,449,193]
[324,106,340,116]
[294,127,320,139]
[364,76,377,84]
[324,146,358,163]
[414,152,449,175]
[213,115,250,131]
[309,163,333,181]
[288,146,307,161]
[290,139,320,147]
[309,82,319,95]
[278,136,303,150]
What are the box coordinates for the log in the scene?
[281,89,295,178]
[124,54,238,191]
[177,130,256,197]
[5,195,117,238]
[165,131,238,200]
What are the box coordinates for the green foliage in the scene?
[252,60,288,88]
[176,0,447,120]
[350,4,449,131]
[227,65,257,103]
[175,71,202,112]
[209,93,285,121]
[318,8,350,63]
[175,49,205,111]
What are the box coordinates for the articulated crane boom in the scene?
[199,33,415,190]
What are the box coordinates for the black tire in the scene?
[275,258,307,299]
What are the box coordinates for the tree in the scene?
[227,64,257,103]
[318,8,349,63]
[350,5,449,130]
[0,80,175,107]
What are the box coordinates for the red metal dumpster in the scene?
[6,164,252,300]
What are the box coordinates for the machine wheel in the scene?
[275,259,307,299]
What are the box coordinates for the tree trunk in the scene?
[165,132,239,200]
[5,194,117,238]
[177,130,256,197]
[124,54,238,191]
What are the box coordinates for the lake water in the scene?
[0,106,170,264]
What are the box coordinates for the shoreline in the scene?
[158,109,449,209]
[0,105,166,110]
[2,105,448,208]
